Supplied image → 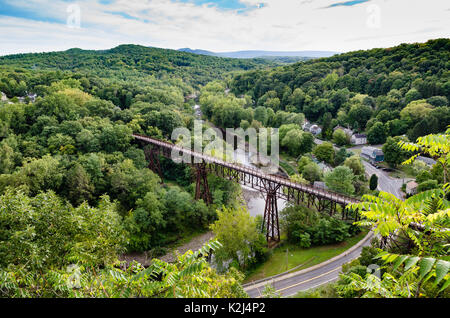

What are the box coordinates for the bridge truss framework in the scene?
[134,134,360,244]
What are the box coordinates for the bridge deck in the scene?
[133,134,359,206]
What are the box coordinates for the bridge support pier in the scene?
[194,162,212,205]
[262,182,281,244]
[144,145,163,182]
[133,135,360,243]
[330,201,337,216]
[342,205,347,220]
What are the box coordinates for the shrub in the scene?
[310,218,351,245]
[281,205,354,247]
[342,259,360,273]
[346,265,368,278]
[359,246,382,267]
[298,232,312,248]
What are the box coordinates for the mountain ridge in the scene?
[178,48,339,59]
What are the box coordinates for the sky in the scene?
[0,0,449,55]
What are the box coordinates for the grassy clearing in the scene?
[350,148,362,156]
[244,230,368,283]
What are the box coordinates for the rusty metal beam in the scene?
[133,134,362,243]
[194,161,212,205]
[144,145,163,182]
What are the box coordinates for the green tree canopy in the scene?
[325,166,355,195]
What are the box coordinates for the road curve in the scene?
[136,133,378,297]
[362,160,408,200]
[244,231,374,297]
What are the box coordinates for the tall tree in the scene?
[382,136,409,167]
[325,166,355,195]
[369,174,378,191]
[313,142,335,165]
[210,206,265,271]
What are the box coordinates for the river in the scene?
[194,104,287,217]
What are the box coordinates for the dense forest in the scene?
[209,38,450,143]
[0,45,270,297]
[0,43,278,250]
[0,44,275,90]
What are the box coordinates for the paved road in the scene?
[244,140,401,298]
[244,232,374,297]
[199,119,387,297]
[361,160,408,199]
[315,139,407,200]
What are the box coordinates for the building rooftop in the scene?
[314,181,328,190]
[417,156,437,166]
[406,181,418,191]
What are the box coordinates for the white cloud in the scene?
[0,0,448,55]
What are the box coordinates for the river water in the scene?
[194,104,288,217]
[232,146,287,217]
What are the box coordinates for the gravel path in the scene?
[120,231,215,266]
[159,231,215,263]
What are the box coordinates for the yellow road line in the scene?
[255,266,341,298]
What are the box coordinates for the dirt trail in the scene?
[120,231,215,266]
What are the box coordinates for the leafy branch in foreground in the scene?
[0,239,248,298]
[342,129,450,297]
[377,251,450,294]
[349,188,449,256]
[399,126,450,183]
[337,251,449,298]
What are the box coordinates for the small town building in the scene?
[417,156,437,167]
[351,134,367,145]
[309,124,322,135]
[361,146,384,163]
[313,181,328,190]
[406,181,418,195]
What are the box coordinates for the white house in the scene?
[309,124,322,135]
[302,120,322,135]
[351,134,367,145]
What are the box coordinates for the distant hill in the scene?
[0,44,276,87]
[178,48,218,56]
[178,48,339,59]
